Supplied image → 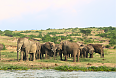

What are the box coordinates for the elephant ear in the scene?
[44,42,51,50]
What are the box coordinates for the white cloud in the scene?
[0,0,93,20]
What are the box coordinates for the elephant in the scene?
[0,44,3,61]
[88,44,104,58]
[79,45,85,58]
[17,38,37,61]
[36,42,41,60]
[58,40,80,62]
[55,44,61,56]
[41,42,56,60]
[81,45,94,58]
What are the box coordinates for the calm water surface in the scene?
[0,69,116,78]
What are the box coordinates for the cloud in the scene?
[0,0,93,20]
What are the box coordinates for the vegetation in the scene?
[80,29,92,36]
[54,66,116,71]
[96,26,116,45]
[0,65,28,70]
[2,43,6,50]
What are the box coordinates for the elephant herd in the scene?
[17,38,104,62]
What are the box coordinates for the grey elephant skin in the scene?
[81,45,94,58]
[17,38,37,61]
[58,41,80,62]
[0,44,3,60]
[88,44,104,58]
[36,42,41,60]
[41,42,56,60]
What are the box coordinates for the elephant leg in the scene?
[45,50,47,59]
[30,53,32,61]
[86,52,88,58]
[71,54,73,57]
[57,52,59,56]
[60,51,62,60]
[80,53,83,58]
[73,50,76,62]
[83,51,86,58]
[42,53,44,59]
[26,51,29,61]
[38,50,40,60]
[77,50,80,62]
[73,54,76,62]
[67,54,69,58]
[101,52,103,58]
[23,51,26,60]
[65,55,67,61]
[20,51,23,61]
[90,54,93,58]
[33,53,35,61]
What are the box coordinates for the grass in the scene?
[1,49,116,63]
[54,66,116,71]
[0,49,116,71]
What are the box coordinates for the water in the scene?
[0,69,116,78]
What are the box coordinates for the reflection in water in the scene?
[0,69,116,78]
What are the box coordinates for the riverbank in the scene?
[0,61,116,71]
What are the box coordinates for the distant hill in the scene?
[0,26,116,50]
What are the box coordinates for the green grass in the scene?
[54,65,116,71]
[1,49,116,63]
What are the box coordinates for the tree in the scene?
[80,29,91,36]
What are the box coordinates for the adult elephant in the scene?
[88,44,104,58]
[36,42,41,60]
[17,38,37,61]
[0,44,3,61]
[41,42,56,60]
[58,40,80,62]
[82,45,94,58]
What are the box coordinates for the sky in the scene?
[0,0,115,31]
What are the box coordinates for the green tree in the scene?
[80,29,91,36]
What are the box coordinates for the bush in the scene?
[105,45,110,48]
[2,43,6,50]
[113,46,116,49]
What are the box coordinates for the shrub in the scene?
[2,43,6,50]
[105,45,110,48]
[113,46,116,49]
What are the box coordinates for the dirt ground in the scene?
[1,58,116,68]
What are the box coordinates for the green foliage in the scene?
[46,28,51,30]
[105,45,110,48]
[80,29,92,36]
[47,32,63,35]
[2,43,6,50]
[12,33,27,38]
[4,30,13,37]
[77,38,83,41]
[54,66,116,71]
[84,39,93,44]
[113,46,116,49]
[67,33,81,36]
[0,65,28,70]
[1,52,16,58]
[0,30,3,35]
[20,30,32,33]
[96,26,116,45]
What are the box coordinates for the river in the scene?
[0,69,116,78]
